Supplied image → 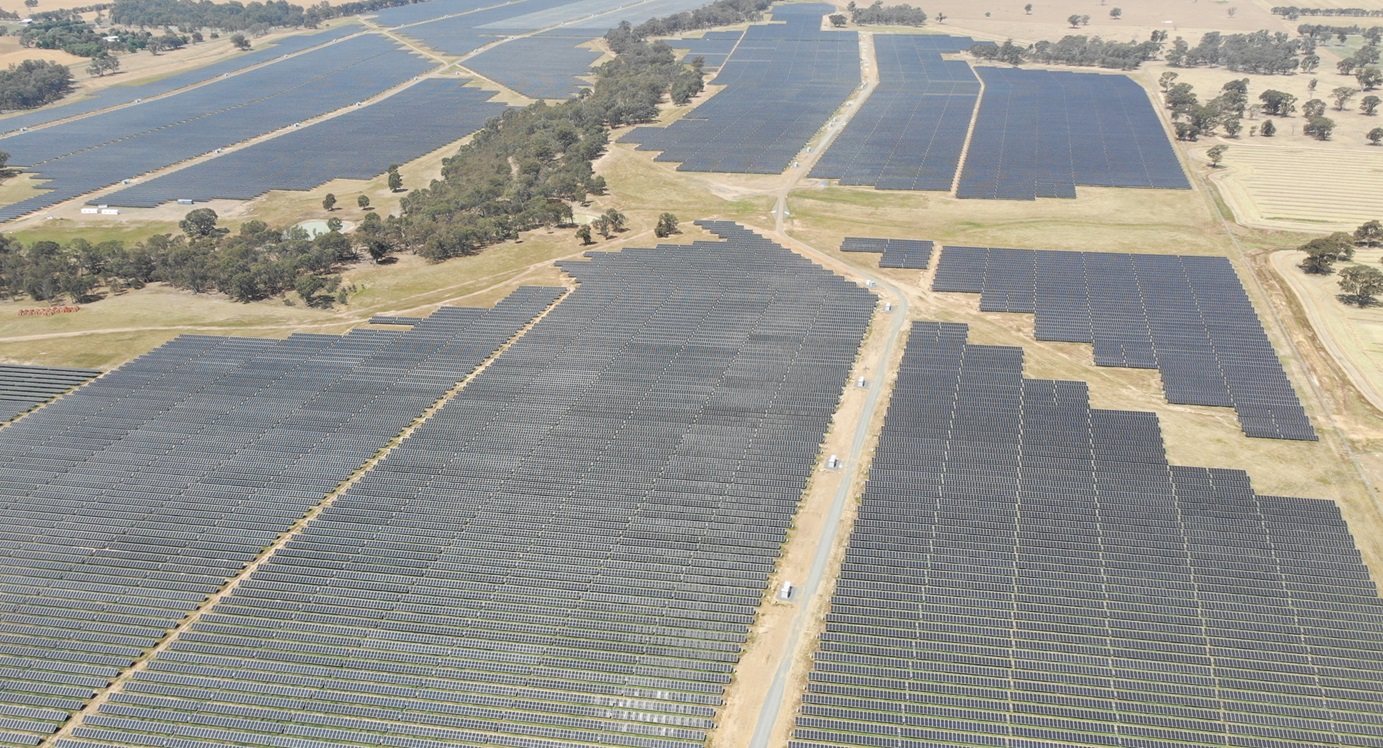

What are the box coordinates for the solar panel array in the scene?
[98,79,508,208]
[0,34,435,223]
[0,364,100,424]
[956,67,1189,199]
[620,4,859,174]
[463,33,601,99]
[839,237,933,270]
[933,245,1316,441]
[0,288,560,736]
[0,27,357,135]
[674,30,743,69]
[392,0,593,57]
[48,221,874,748]
[792,320,1383,748]
[810,34,978,191]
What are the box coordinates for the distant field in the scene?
[1213,143,1383,228]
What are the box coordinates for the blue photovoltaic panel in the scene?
[0,34,436,223]
[840,236,933,269]
[811,34,978,191]
[0,364,99,424]
[674,29,743,69]
[37,223,873,748]
[620,4,859,175]
[0,288,563,733]
[956,67,1190,199]
[933,245,1316,440]
[98,79,509,207]
[0,26,357,135]
[790,321,1383,748]
[464,31,602,99]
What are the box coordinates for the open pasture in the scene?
[1213,143,1383,229]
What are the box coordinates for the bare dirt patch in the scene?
[886,0,1294,45]
[1209,143,1383,230]
[1269,246,1383,413]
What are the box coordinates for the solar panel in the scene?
[790,320,1383,748]
[933,245,1316,441]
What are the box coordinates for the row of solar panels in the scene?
[932,244,1316,441]
[792,320,1381,748]
[0,223,877,748]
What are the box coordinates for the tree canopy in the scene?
[394,37,702,263]
[0,58,74,111]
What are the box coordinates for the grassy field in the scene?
[787,180,1236,256]
[1210,143,1383,229]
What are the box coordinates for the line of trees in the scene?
[109,0,430,33]
[1163,31,1304,74]
[1274,7,1383,19]
[969,33,1163,69]
[384,36,705,263]
[847,1,927,26]
[0,59,74,111]
[610,0,775,41]
[0,209,357,306]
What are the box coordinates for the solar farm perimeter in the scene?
[2,3,1383,748]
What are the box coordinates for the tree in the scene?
[1355,219,1383,246]
[1068,13,1081,27]
[86,53,119,77]
[179,208,220,239]
[1370,126,1383,145]
[1307,78,1318,95]
[1299,232,1356,274]
[576,224,593,245]
[1024,3,1032,14]
[1080,14,1090,26]
[1358,67,1383,91]
[601,208,626,232]
[322,193,336,211]
[1207,144,1228,167]
[386,164,402,192]
[1223,118,1242,138]
[229,33,250,50]
[1332,86,1359,111]
[1109,7,1121,20]
[1158,71,1178,92]
[1227,5,1237,16]
[1301,53,1320,73]
[23,0,37,7]
[357,194,370,210]
[1260,118,1276,137]
[1304,115,1335,140]
[654,213,679,238]
[1258,89,1296,117]
[1303,98,1326,119]
[593,216,612,239]
[326,216,343,233]
[828,13,846,27]
[1339,265,1383,306]
[1362,95,1381,115]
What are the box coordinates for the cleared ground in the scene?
[900,0,1295,45]
[1270,246,1383,412]
[1211,143,1383,229]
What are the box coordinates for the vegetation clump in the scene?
[0,59,73,111]
[393,38,704,262]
